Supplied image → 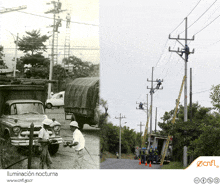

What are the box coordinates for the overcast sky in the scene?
[100,0,220,134]
[0,0,99,68]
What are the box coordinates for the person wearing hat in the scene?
[149,146,154,163]
[38,119,53,169]
[69,121,85,169]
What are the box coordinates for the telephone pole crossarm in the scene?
[169,34,195,41]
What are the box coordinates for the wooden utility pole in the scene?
[190,68,192,123]
[115,114,126,159]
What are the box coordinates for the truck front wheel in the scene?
[48,144,59,155]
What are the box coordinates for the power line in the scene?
[15,10,99,27]
[186,0,218,31]
[194,12,220,35]
[170,0,203,34]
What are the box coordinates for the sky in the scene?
[100,0,220,134]
[0,0,99,69]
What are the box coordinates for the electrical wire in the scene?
[15,10,99,27]
[170,0,203,34]
[154,39,169,68]
[185,0,218,32]
[194,12,220,35]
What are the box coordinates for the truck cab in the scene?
[0,83,63,155]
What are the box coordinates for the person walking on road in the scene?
[116,152,119,159]
[69,121,85,169]
[38,119,53,169]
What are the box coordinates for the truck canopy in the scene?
[64,77,99,117]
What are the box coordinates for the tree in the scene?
[158,102,212,161]
[63,55,99,78]
[0,45,8,69]
[210,84,220,111]
[18,30,50,55]
[20,53,50,67]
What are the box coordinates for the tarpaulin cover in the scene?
[64,77,99,114]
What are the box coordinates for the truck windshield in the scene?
[10,103,44,115]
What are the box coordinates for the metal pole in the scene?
[190,68,192,123]
[140,122,142,148]
[184,17,188,122]
[119,113,121,159]
[155,107,157,134]
[150,67,153,134]
[48,13,56,99]
[13,33,18,77]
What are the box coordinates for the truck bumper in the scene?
[11,137,63,146]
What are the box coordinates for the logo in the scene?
[197,160,219,168]
[214,177,220,184]
[194,178,219,184]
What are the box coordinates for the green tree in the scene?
[18,30,50,55]
[210,84,220,111]
[158,102,212,161]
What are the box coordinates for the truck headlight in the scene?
[54,125,60,131]
[13,126,21,133]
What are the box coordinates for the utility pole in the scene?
[155,107,157,134]
[45,1,66,99]
[115,113,126,159]
[147,67,163,146]
[0,6,27,77]
[137,122,145,148]
[190,68,192,123]
[13,33,19,77]
[168,17,195,122]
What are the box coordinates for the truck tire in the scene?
[48,144,59,155]
[46,103,52,109]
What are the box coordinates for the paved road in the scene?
[101,158,161,169]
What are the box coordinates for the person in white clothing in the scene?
[38,119,52,169]
[69,121,85,169]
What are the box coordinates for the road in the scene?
[3,107,100,169]
[100,158,161,169]
[45,107,100,169]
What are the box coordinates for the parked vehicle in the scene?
[64,77,99,130]
[145,134,172,164]
[45,91,65,109]
[0,77,63,155]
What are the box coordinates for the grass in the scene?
[161,161,187,169]
[100,151,135,163]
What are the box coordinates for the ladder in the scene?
[160,75,186,166]
[64,25,71,69]
[53,31,59,65]
[142,105,152,147]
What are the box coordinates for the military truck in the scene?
[64,77,99,130]
[0,77,63,155]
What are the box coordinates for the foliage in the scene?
[100,100,142,155]
[20,53,50,67]
[18,30,50,55]
[161,162,187,169]
[0,45,8,69]
[210,84,220,111]
[158,102,220,161]
[64,55,99,78]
